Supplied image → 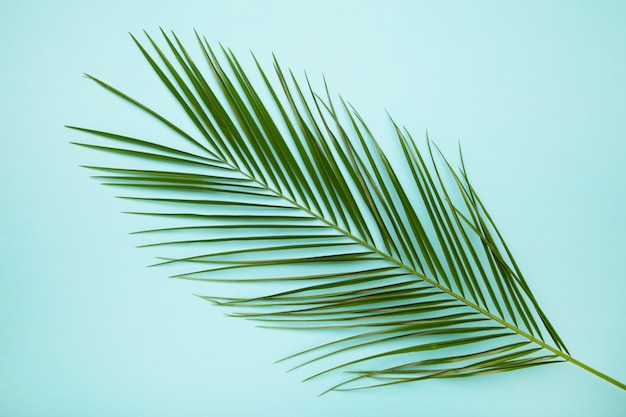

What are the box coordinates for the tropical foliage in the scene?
[69,30,625,393]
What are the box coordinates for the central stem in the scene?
[230,162,626,391]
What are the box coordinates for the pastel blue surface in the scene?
[1,1,625,415]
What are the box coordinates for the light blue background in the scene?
[1,1,625,415]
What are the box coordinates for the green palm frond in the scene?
[69,29,625,393]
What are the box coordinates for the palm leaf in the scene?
[69,29,625,393]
